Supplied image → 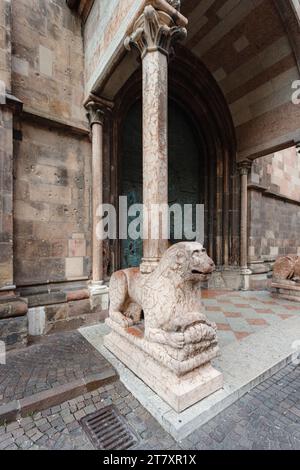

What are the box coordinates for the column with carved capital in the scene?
[86,101,105,285]
[125,1,188,274]
[238,161,252,288]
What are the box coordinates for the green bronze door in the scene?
[121,99,201,269]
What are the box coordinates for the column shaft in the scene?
[141,50,169,273]
[91,121,104,282]
[239,163,251,270]
[124,1,187,274]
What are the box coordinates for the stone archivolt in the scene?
[124,3,187,58]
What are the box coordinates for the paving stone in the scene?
[0,331,116,406]
[0,327,299,451]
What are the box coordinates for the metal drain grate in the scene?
[81,405,138,450]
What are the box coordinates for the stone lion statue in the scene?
[109,242,217,351]
[273,255,300,283]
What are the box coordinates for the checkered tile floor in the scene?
[202,290,300,347]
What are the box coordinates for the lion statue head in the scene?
[273,255,300,282]
[158,242,215,282]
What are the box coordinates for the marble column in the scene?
[124,1,187,273]
[238,161,252,288]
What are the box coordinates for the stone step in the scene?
[0,367,117,425]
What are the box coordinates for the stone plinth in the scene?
[271,255,300,302]
[105,241,224,413]
[271,281,300,302]
[104,327,223,413]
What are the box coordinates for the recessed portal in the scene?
[120,99,202,268]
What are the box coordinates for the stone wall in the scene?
[11,0,86,127]
[84,0,144,93]
[249,146,300,262]
[14,122,92,286]
[0,0,102,349]
[0,0,11,90]
[10,0,92,286]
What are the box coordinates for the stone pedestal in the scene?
[104,328,223,413]
[271,281,300,302]
[105,241,223,413]
[88,282,109,310]
[271,255,300,301]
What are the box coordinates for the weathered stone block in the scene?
[0,298,28,319]
[68,299,91,318]
[66,289,89,302]
[65,257,84,279]
[44,303,69,322]
[0,316,27,350]
[28,307,46,336]
[27,291,67,308]
[68,239,86,257]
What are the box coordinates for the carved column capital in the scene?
[85,101,105,127]
[238,160,252,176]
[124,3,187,59]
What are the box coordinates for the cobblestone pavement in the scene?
[0,331,115,405]
[1,291,298,404]
[0,363,299,450]
[202,290,300,347]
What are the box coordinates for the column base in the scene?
[88,282,109,310]
[240,268,252,291]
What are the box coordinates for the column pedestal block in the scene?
[104,325,223,413]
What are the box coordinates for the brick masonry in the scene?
[14,122,92,286]
[249,147,300,262]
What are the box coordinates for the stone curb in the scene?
[79,317,300,441]
[0,369,117,425]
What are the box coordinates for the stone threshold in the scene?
[0,369,117,425]
[79,316,300,441]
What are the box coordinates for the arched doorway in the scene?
[120,99,202,268]
[111,46,238,274]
